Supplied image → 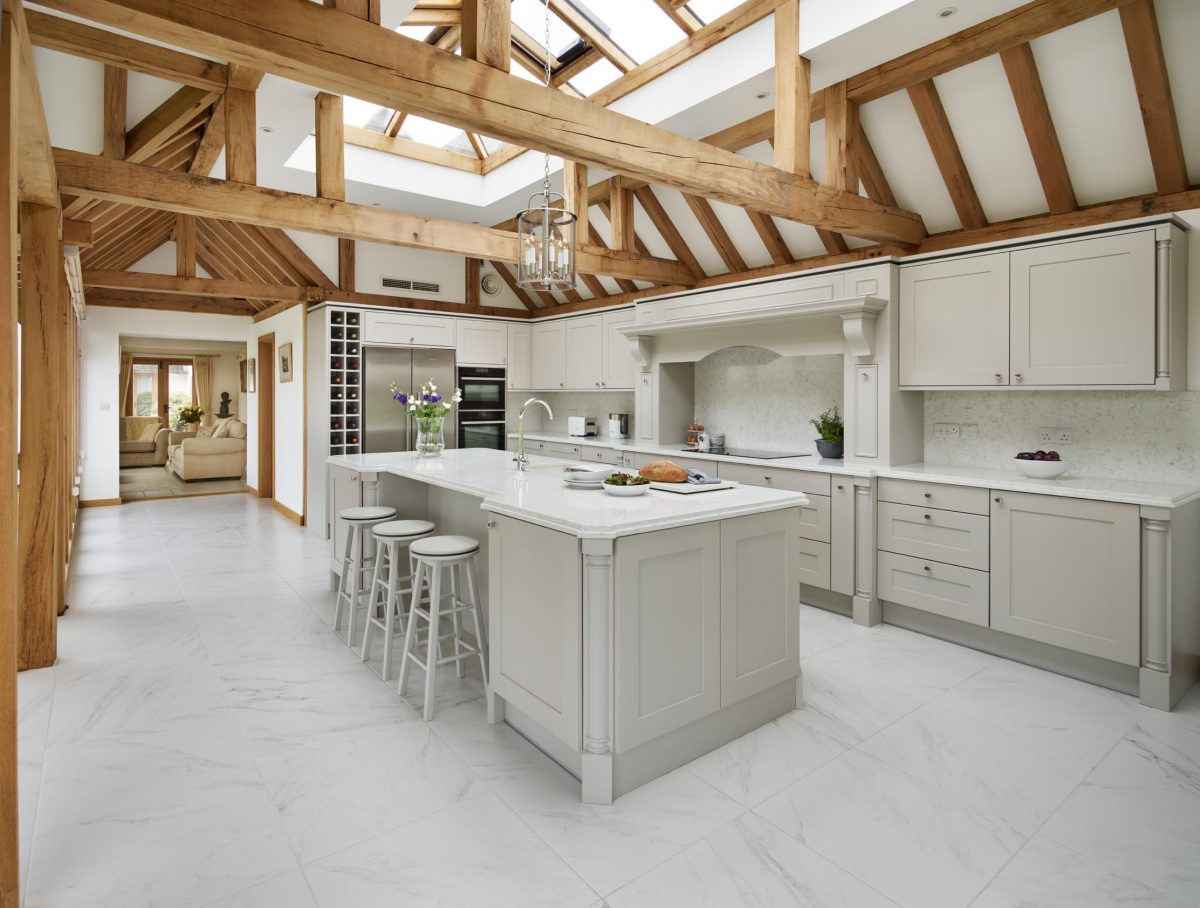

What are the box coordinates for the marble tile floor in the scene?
[15,494,1200,907]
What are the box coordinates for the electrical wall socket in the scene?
[934,423,960,440]
[960,423,978,440]
[1037,426,1073,445]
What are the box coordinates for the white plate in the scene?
[564,478,604,487]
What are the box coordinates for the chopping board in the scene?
[649,480,739,494]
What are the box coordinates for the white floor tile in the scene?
[201,870,318,908]
[755,750,1028,908]
[304,793,596,908]
[857,701,1094,829]
[797,603,868,659]
[605,813,899,908]
[972,836,1189,908]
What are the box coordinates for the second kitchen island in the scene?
[327,448,807,803]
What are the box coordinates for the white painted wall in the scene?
[80,307,253,502]
[244,306,306,518]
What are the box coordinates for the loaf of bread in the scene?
[638,459,688,483]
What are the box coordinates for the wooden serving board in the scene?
[648,480,739,494]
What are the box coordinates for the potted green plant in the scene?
[175,405,205,433]
[809,406,844,460]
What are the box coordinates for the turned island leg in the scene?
[581,537,615,805]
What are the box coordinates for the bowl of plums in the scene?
[1014,450,1068,479]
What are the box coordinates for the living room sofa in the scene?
[119,416,170,467]
[166,416,247,481]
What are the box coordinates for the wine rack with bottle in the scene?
[327,309,362,455]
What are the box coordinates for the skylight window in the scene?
[511,0,580,59]
[398,115,467,149]
[567,1,679,64]
[343,96,393,132]
[568,58,621,96]
[396,24,434,43]
[685,0,740,22]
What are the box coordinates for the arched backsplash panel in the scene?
[693,346,844,454]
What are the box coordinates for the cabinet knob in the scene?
[994,496,1003,504]
[923,492,932,499]
[836,484,844,491]
[763,476,772,482]
[994,373,1003,383]
[923,565,932,572]
[486,520,497,528]
[924,514,931,520]
[859,372,869,382]
[1014,373,1023,383]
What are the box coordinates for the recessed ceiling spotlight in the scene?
[472,220,480,224]
[755,91,769,100]
[260,126,274,134]
[936,6,957,18]
[370,202,381,207]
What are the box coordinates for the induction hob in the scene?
[683,447,810,460]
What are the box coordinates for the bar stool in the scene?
[333,505,397,645]
[360,519,435,680]
[397,535,488,721]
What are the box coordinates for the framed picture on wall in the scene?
[279,343,294,384]
[241,358,256,393]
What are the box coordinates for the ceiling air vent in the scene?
[381,276,441,294]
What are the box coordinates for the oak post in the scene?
[102,64,126,158]
[773,0,809,176]
[175,212,195,277]
[17,202,61,670]
[823,81,857,193]
[608,178,635,254]
[461,0,510,71]
[223,85,256,184]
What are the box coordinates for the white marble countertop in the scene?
[508,432,869,476]
[879,463,1200,508]
[328,448,809,538]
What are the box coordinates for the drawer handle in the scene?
[1014,373,1023,383]
[994,373,1003,383]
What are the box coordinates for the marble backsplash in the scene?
[924,391,1200,485]
[694,348,843,454]
[505,390,635,439]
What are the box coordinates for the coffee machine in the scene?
[607,412,629,438]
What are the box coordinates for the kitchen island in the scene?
[326,448,808,803]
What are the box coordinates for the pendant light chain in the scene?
[542,0,552,195]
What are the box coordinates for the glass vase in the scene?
[415,414,445,458]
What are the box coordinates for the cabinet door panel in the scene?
[877,551,989,627]
[602,310,636,389]
[615,523,720,751]
[531,322,565,390]
[990,491,1139,665]
[457,320,507,366]
[363,311,456,348]
[720,509,800,705]
[899,254,1009,386]
[635,373,655,443]
[506,324,531,390]
[565,316,604,390]
[1010,232,1155,386]
[489,517,581,748]
[830,479,855,596]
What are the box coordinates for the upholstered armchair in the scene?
[166,417,247,481]
[118,417,170,467]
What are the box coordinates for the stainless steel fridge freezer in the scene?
[361,346,457,453]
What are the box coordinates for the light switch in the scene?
[99,402,111,411]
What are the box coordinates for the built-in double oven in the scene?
[456,366,507,450]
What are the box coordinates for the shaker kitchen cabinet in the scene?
[457,319,507,367]
[615,523,721,750]
[990,491,1140,665]
[363,310,456,348]
[565,315,604,390]
[719,509,800,705]
[506,323,531,389]
[1010,231,1155,386]
[602,310,637,389]
[898,253,1010,387]
[531,322,566,390]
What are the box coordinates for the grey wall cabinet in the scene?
[990,491,1140,665]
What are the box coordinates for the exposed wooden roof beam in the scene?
[587,225,638,294]
[999,42,1076,214]
[462,0,510,71]
[1118,0,1187,194]
[907,79,987,230]
[856,126,898,209]
[488,259,536,310]
[633,187,704,278]
[8,0,56,207]
[124,86,219,165]
[175,213,195,276]
[24,9,228,90]
[683,194,747,273]
[83,270,322,301]
[652,0,702,33]
[345,125,482,173]
[325,287,530,319]
[53,149,697,286]
[102,66,126,159]
[86,288,258,316]
[772,0,807,176]
[546,0,634,72]
[62,219,93,247]
[46,0,925,246]
[747,212,794,266]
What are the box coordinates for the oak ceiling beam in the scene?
[632,187,704,278]
[124,86,218,165]
[546,0,634,72]
[325,286,529,319]
[85,288,258,316]
[462,0,510,71]
[652,0,702,34]
[82,270,321,301]
[907,79,987,231]
[772,0,808,177]
[102,66,126,159]
[345,125,482,173]
[1118,0,1187,194]
[41,0,925,246]
[61,218,93,247]
[999,42,1076,214]
[856,126,898,209]
[52,149,696,286]
[823,81,857,194]
[684,194,747,273]
[24,9,228,90]
[175,212,195,277]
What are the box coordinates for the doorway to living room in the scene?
[118,336,249,501]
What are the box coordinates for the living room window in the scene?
[128,358,194,428]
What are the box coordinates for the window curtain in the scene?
[120,352,133,416]
[192,355,216,425]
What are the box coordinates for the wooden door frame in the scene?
[257,333,275,499]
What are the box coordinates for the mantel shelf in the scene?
[619,296,888,363]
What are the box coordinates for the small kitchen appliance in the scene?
[608,412,629,438]
[568,416,597,437]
